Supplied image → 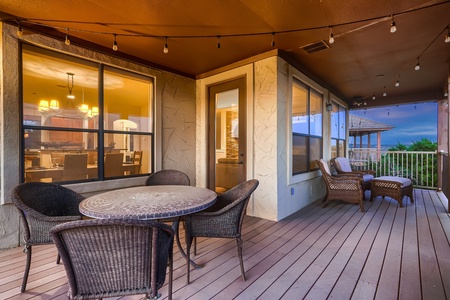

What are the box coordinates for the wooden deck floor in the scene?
[1,189,449,300]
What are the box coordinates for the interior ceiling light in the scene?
[383,86,387,97]
[390,16,397,33]
[65,28,70,45]
[445,26,450,43]
[372,94,376,100]
[163,37,169,54]
[395,80,400,87]
[328,27,335,44]
[271,33,275,47]
[112,34,118,51]
[217,35,221,49]
[38,72,98,118]
[415,59,421,71]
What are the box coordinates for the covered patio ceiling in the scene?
[0,0,449,109]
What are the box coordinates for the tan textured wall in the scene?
[0,23,196,250]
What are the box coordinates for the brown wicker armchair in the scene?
[11,182,85,292]
[316,159,365,212]
[331,156,375,192]
[144,169,190,186]
[50,219,175,300]
[184,179,259,284]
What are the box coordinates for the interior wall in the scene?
[0,22,196,250]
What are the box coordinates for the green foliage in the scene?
[407,138,437,151]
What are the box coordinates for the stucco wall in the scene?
[0,23,196,250]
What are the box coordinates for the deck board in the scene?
[1,188,449,300]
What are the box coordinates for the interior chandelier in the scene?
[38,72,99,118]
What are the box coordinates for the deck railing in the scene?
[348,148,439,189]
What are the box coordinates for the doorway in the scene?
[208,77,246,193]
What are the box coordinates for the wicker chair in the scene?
[144,169,190,186]
[316,159,365,212]
[331,157,375,192]
[11,182,85,292]
[50,219,175,300]
[184,179,259,284]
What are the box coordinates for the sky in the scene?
[349,102,438,147]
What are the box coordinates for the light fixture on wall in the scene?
[38,72,98,118]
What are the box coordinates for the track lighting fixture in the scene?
[271,33,275,47]
[328,27,335,44]
[390,16,397,33]
[445,27,450,43]
[112,34,118,51]
[163,37,169,53]
[65,28,70,45]
[217,36,221,49]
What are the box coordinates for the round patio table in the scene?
[79,185,216,220]
[79,185,217,268]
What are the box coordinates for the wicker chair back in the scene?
[50,219,175,300]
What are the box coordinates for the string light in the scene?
[390,15,397,33]
[65,28,70,45]
[328,27,335,44]
[163,36,169,53]
[271,33,275,47]
[16,22,23,38]
[112,34,118,51]
[217,35,221,49]
[415,58,421,70]
[445,26,450,43]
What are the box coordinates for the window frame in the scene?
[331,101,347,158]
[291,78,323,176]
[20,43,155,183]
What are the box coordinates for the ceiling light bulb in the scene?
[328,28,334,44]
[372,95,376,100]
[383,92,387,97]
[390,16,397,33]
[163,37,169,53]
[415,60,421,71]
[112,34,118,51]
[445,28,450,43]
[17,25,23,38]
[395,80,400,87]
[65,30,71,46]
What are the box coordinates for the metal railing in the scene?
[348,148,438,189]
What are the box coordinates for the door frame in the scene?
[207,77,247,190]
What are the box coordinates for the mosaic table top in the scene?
[79,185,217,220]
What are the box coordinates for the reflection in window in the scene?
[292,79,323,175]
[21,44,153,183]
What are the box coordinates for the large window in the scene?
[292,79,323,175]
[331,102,346,158]
[21,44,153,183]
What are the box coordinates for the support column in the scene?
[377,132,382,160]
